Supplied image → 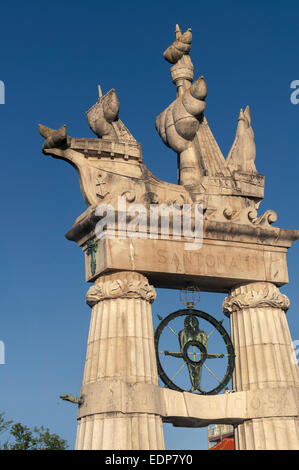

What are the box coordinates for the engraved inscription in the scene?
[156,248,260,276]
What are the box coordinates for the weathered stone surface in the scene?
[78,380,166,419]
[223,281,290,315]
[82,237,289,290]
[75,271,164,450]
[40,24,299,451]
[86,271,156,306]
[236,418,299,450]
[224,282,299,449]
[226,106,257,174]
[77,380,299,428]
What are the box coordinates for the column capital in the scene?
[223,282,290,316]
[86,271,156,306]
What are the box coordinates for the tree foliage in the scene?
[0,412,68,450]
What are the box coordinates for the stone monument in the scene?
[40,25,299,450]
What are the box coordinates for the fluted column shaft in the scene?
[223,282,299,450]
[75,271,165,450]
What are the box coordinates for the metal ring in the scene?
[154,309,235,395]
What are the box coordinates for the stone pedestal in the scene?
[75,271,165,450]
[223,282,299,450]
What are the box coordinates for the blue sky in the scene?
[0,0,299,450]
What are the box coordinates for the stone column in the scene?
[223,282,299,450]
[75,271,165,450]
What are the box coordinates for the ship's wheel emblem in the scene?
[154,309,235,395]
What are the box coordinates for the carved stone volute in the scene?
[223,282,290,316]
[86,271,156,306]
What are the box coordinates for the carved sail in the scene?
[226,106,257,174]
[86,88,137,144]
[155,77,207,153]
[156,27,231,183]
[86,89,120,138]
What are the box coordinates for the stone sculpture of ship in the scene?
[39,24,280,236]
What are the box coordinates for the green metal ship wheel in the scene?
[154,309,235,395]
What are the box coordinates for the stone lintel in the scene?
[77,380,299,427]
[64,207,299,291]
[82,237,289,292]
[165,386,299,427]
